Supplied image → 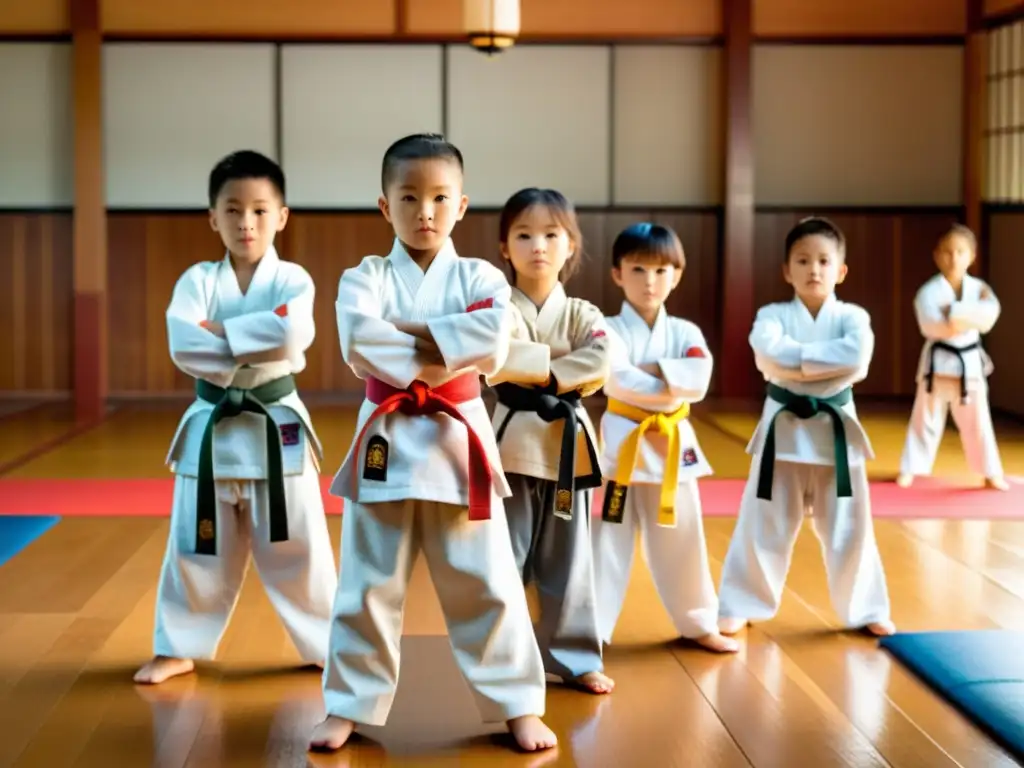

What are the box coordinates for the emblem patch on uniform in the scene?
[280,423,300,446]
[466,298,494,313]
[198,519,215,541]
[601,482,627,524]
[682,448,698,466]
[590,329,606,339]
[363,435,389,481]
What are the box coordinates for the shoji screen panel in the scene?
[754,45,964,206]
[104,43,276,208]
[446,45,611,207]
[985,21,1024,201]
[0,43,73,208]
[280,45,444,208]
[612,45,722,206]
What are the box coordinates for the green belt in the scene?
[194,375,296,555]
[756,383,853,501]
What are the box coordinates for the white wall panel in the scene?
[754,45,963,206]
[104,43,276,208]
[0,43,73,208]
[613,46,722,205]
[280,45,443,207]
[446,45,611,207]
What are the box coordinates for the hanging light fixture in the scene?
[464,0,521,56]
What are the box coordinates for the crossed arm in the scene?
[916,281,1001,339]
[337,258,513,390]
[749,305,873,383]
[166,265,315,387]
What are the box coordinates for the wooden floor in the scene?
[1,399,1024,767]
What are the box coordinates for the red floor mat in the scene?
[0,475,1020,519]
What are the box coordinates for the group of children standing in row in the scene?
[132,133,1007,755]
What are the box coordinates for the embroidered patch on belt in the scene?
[280,423,300,446]
[682,448,698,466]
[601,481,627,524]
[363,435,389,481]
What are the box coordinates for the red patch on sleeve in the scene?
[274,304,288,317]
[685,347,707,358]
[466,298,494,313]
[590,330,606,339]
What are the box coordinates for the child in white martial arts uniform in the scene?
[591,223,738,654]
[896,224,1008,491]
[310,135,554,754]
[717,217,894,638]
[134,150,338,685]
[485,188,615,695]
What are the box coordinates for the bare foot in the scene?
[507,715,557,752]
[309,716,356,752]
[986,476,1010,491]
[693,632,741,653]
[718,617,748,636]
[570,670,615,694]
[896,473,913,488]
[864,620,896,637]
[133,656,195,685]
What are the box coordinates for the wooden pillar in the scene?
[964,0,986,274]
[720,0,756,398]
[71,0,107,424]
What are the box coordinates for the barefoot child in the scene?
[897,224,1007,491]
[591,223,738,654]
[485,188,615,695]
[310,134,555,753]
[716,217,894,638]
[135,150,338,685]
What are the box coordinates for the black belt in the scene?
[926,340,979,404]
[757,383,853,501]
[194,375,296,555]
[493,381,602,519]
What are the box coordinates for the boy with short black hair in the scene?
[716,216,894,638]
[135,149,337,685]
[310,134,554,754]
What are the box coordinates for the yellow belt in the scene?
[606,398,690,527]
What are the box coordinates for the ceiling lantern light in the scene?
[464,0,521,56]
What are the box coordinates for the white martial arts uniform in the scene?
[717,295,891,628]
[322,238,546,727]
[591,302,721,642]
[899,273,1004,480]
[485,284,609,680]
[156,246,337,663]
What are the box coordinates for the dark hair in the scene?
[208,150,285,208]
[784,216,846,262]
[611,222,685,271]
[937,223,977,252]
[498,188,584,284]
[381,133,464,193]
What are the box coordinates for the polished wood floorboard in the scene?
[0,401,1023,766]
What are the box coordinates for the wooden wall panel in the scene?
[406,0,721,37]
[0,0,69,34]
[0,214,73,394]
[983,210,1024,417]
[985,0,1024,19]
[101,0,394,37]
[755,0,966,36]
[753,209,962,397]
[101,210,719,398]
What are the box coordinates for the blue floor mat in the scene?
[0,515,59,567]
[880,631,1024,761]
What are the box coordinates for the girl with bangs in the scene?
[592,222,739,654]
[485,187,615,695]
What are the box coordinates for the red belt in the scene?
[353,373,494,520]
